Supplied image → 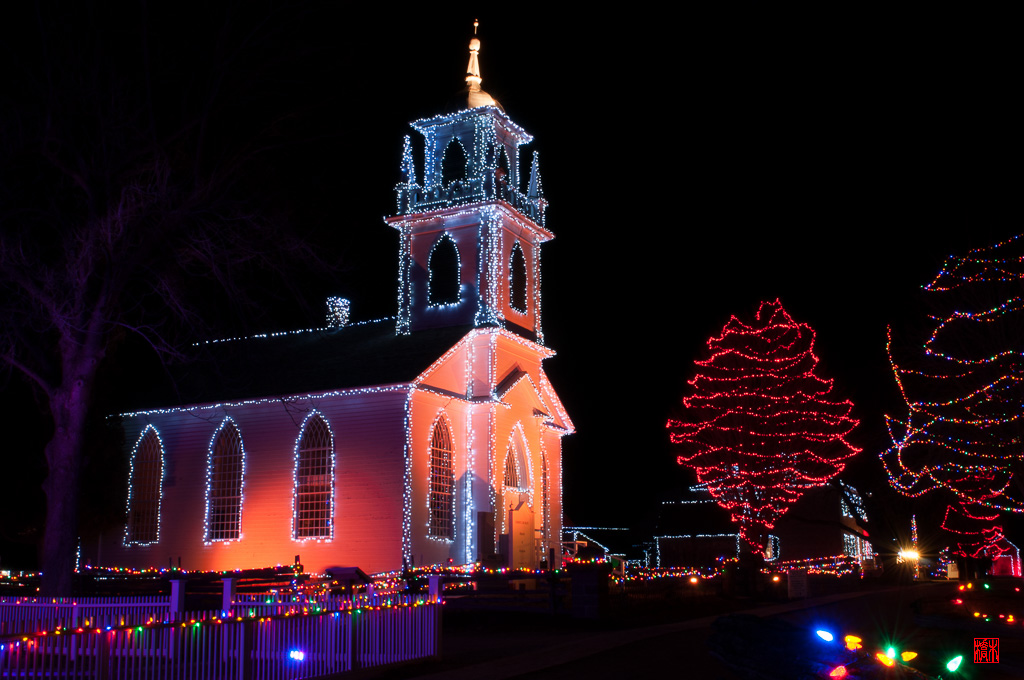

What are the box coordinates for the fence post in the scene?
[169,579,186,621]
[222,578,237,616]
[238,618,255,680]
[349,606,360,671]
[434,601,443,659]
[428,575,441,603]
[96,630,112,680]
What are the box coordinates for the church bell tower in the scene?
[386,22,552,342]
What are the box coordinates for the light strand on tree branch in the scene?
[667,299,860,552]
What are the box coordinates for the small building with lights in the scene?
[89,29,572,576]
[654,483,875,573]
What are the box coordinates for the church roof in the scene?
[123,320,474,412]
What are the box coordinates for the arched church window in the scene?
[509,242,528,313]
[495,145,510,196]
[503,442,521,488]
[428,234,460,305]
[503,452,519,488]
[125,426,164,546]
[497,144,510,177]
[428,416,455,540]
[293,414,334,540]
[205,419,245,542]
[441,138,468,185]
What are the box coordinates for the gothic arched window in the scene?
[509,242,528,313]
[441,138,468,185]
[428,416,455,540]
[495,145,510,197]
[206,419,245,542]
[507,436,532,489]
[125,426,164,546]
[497,145,510,177]
[503,451,520,488]
[293,414,334,540]
[428,234,460,305]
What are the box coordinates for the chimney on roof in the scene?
[326,297,350,328]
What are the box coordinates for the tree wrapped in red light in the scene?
[939,476,1012,562]
[667,300,860,552]
[882,235,1024,562]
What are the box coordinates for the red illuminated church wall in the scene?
[93,390,408,575]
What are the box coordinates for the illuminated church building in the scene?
[91,31,573,575]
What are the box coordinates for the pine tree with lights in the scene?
[882,235,1024,566]
[668,300,860,552]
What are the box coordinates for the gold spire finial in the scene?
[460,19,501,110]
[466,20,482,92]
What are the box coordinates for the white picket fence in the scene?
[0,598,440,679]
[0,584,442,679]
[1,585,428,636]
[0,596,171,636]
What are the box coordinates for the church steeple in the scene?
[462,19,502,112]
[386,22,552,341]
[465,20,482,91]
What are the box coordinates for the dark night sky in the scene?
[1,5,1019,566]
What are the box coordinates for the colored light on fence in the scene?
[829,666,848,678]
[954,599,963,604]
[876,652,896,667]
[690,577,698,584]
[901,651,917,662]
[984,583,990,589]
[772,575,780,582]
[289,650,305,662]
[886,647,896,659]
[947,655,963,671]
[844,635,862,650]
[816,630,834,642]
